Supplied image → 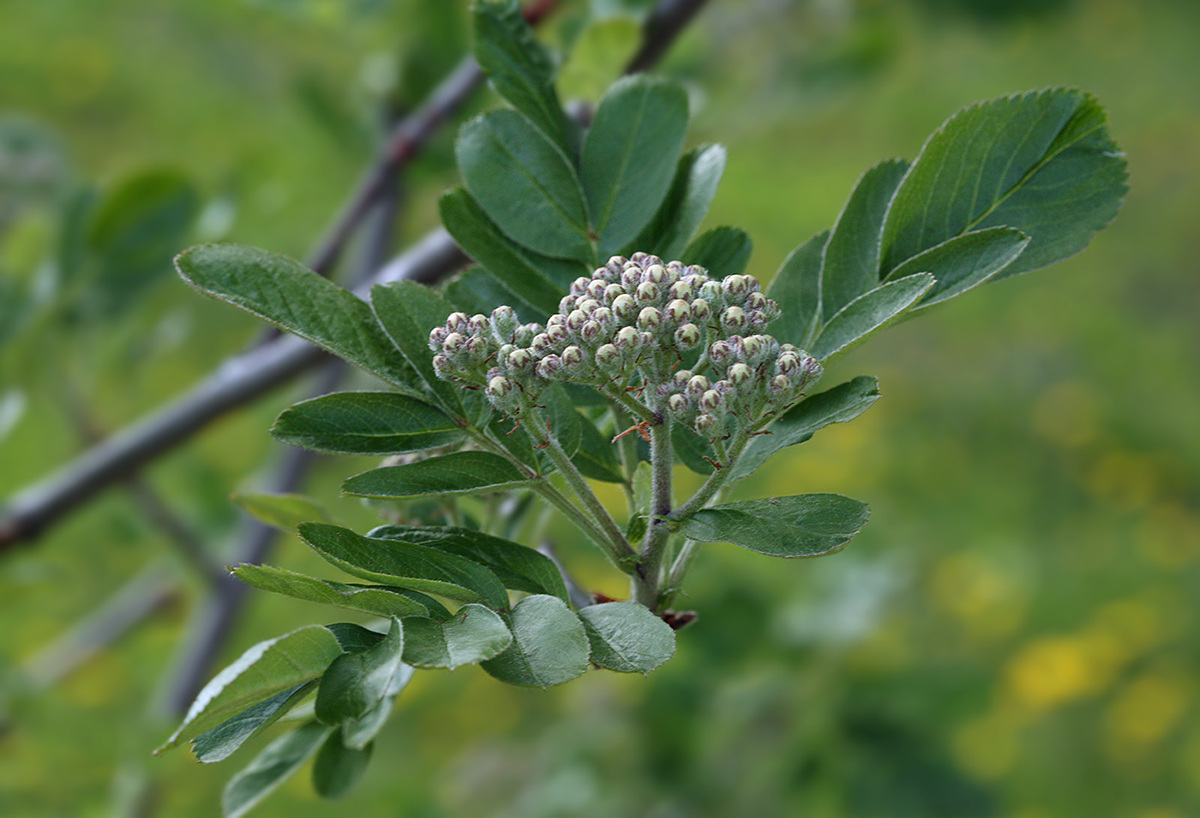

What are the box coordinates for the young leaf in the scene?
[222,722,332,818]
[456,110,592,261]
[342,451,537,500]
[230,491,334,532]
[230,564,430,619]
[402,604,513,669]
[174,244,419,392]
[582,75,690,256]
[191,681,317,764]
[312,732,373,800]
[157,625,343,754]
[885,226,1031,310]
[880,88,1127,280]
[821,158,910,321]
[298,523,510,609]
[682,226,752,278]
[678,494,870,558]
[370,282,464,414]
[481,595,591,688]
[767,229,828,350]
[733,376,881,479]
[366,524,570,602]
[440,188,574,315]
[809,273,934,361]
[472,0,577,157]
[271,391,464,455]
[578,602,676,674]
[627,144,727,261]
[315,618,404,725]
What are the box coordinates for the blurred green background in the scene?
[2,0,1198,816]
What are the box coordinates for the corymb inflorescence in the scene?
[428,253,822,445]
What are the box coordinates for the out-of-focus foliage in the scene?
[1,1,1198,817]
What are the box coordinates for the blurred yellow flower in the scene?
[1103,663,1193,764]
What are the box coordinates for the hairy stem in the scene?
[632,412,674,608]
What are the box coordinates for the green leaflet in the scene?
[230,491,334,532]
[481,595,591,688]
[230,564,431,619]
[315,618,404,725]
[578,602,675,674]
[809,273,934,362]
[223,722,332,818]
[682,226,752,278]
[342,451,537,500]
[271,391,464,455]
[370,281,465,416]
[767,229,828,351]
[402,604,513,669]
[312,732,373,800]
[174,244,420,393]
[191,681,317,764]
[627,144,727,261]
[581,75,690,257]
[679,494,870,558]
[885,226,1031,311]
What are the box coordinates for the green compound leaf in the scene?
[271,391,464,455]
[472,0,577,157]
[885,226,1031,311]
[440,188,575,316]
[628,144,727,261]
[821,158,910,321]
[402,604,513,669]
[733,376,881,479]
[457,109,592,261]
[315,618,404,725]
[679,494,870,558]
[230,491,333,532]
[230,564,430,619]
[298,523,510,609]
[174,244,420,393]
[342,451,537,500]
[481,594,591,688]
[582,75,690,257]
[157,625,343,754]
[682,226,752,278]
[880,88,1127,280]
[371,281,465,416]
[767,229,829,350]
[809,273,934,362]
[192,681,317,764]
[367,524,569,602]
[223,722,332,818]
[312,732,372,801]
[578,602,675,674]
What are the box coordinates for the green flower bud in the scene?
[690,299,712,321]
[667,393,691,417]
[635,281,660,304]
[592,307,615,328]
[746,291,768,311]
[686,374,711,399]
[465,335,492,361]
[638,306,663,332]
[621,268,640,290]
[675,323,701,350]
[666,260,686,274]
[768,374,791,395]
[604,256,627,278]
[596,343,621,373]
[428,325,449,351]
[566,309,587,332]
[513,323,540,346]
[432,352,451,377]
[722,306,748,332]
[694,412,717,436]
[611,293,637,322]
[559,294,578,314]
[698,280,723,304]
[537,355,562,380]
[531,333,553,356]
[490,305,518,341]
[728,362,753,385]
[665,299,692,325]
[546,324,568,345]
[586,280,608,301]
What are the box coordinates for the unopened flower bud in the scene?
[468,314,490,334]
[708,339,733,366]
[668,280,693,301]
[666,260,686,274]
[667,393,691,417]
[694,412,717,436]
[446,312,469,332]
[432,352,451,377]
[699,280,723,304]
[614,325,641,349]
[442,332,467,353]
[768,374,791,395]
[603,283,625,304]
[776,351,801,375]
[643,264,667,285]
[728,362,753,385]
[513,323,540,346]
[531,333,553,355]
[566,309,587,332]
[578,298,601,315]
[561,345,585,368]
[465,335,491,361]
[546,324,568,345]
[638,306,662,332]
[671,369,693,390]
[592,307,614,328]
[723,275,750,299]
[428,325,449,351]
[537,355,562,380]
[486,376,511,399]
[635,281,659,304]
[490,305,518,340]
[700,389,725,413]
[586,280,608,300]
[721,306,747,332]
[507,348,535,373]
[675,323,701,350]
[570,276,590,296]
[611,293,637,322]
[580,320,601,342]
[690,299,712,322]
[621,268,640,290]
[605,256,627,278]
[595,343,621,372]
[686,374,711,399]
[665,299,691,325]
[747,291,768,311]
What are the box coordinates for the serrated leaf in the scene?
[230,491,334,532]
[370,281,464,415]
[298,523,510,609]
[767,229,828,350]
[472,0,577,156]
[457,110,592,261]
[627,144,727,261]
[312,732,372,800]
[821,158,910,321]
[542,384,582,458]
[440,188,574,315]
[315,618,404,725]
[342,451,537,500]
[682,226,752,278]
[271,391,464,455]
[230,564,430,619]
[885,226,1030,310]
[733,376,881,479]
[157,625,343,754]
[366,524,569,602]
[880,88,1126,280]
[403,604,513,668]
[679,494,870,558]
[578,602,675,674]
[481,595,591,688]
[222,722,331,818]
[582,75,689,256]
[192,681,317,764]
[174,244,419,392]
[809,273,934,362]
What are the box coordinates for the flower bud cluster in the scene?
[656,335,822,442]
[428,253,811,426]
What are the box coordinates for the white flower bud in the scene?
[621,268,640,290]
[546,324,568,344]
[562,345,585,368]
[513,324,539,347]
[686,374,711,399]
[699,280,723,304]
[666,260,686,274]
[537,355,562,380]
[747,291,768,311]
[605,256,627,278]
[668,280,693,301]
[694,412,717,436]
[468,314,490,334]
[531,333,553,355]
[566,309,587,332]
[581,320,603,342]
[507,348,535,373]
[700,389,726,413]
[611,293,637,322]
[570,276,591,296]
[630,251,651,266]
[595,343,621,373]
[768,374,791,395]
[614,325,641,349]
[643,264,667,286]
[728,362,753,385]
[432,352,452,377]
[708,340,733,366]
[665,299,691,325]
[603,283,625,305]
[465,335,491,361]
[428,325,449,351]
[638,306,663,332]
[671,369,693,390]
[578,298,601,315]
[442,332,467,353]
[776,351,801,375]
[559,294,579,314]
[675,323,701,350]
[592,307,614,329]
[690,299,712,322]
[635,281,659,304]
[722,275,750,299]
[486,376,511,399]
[667,393,691,417]
[446,312,470,332]
[586,280,608,300]
[721,306,747,332]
